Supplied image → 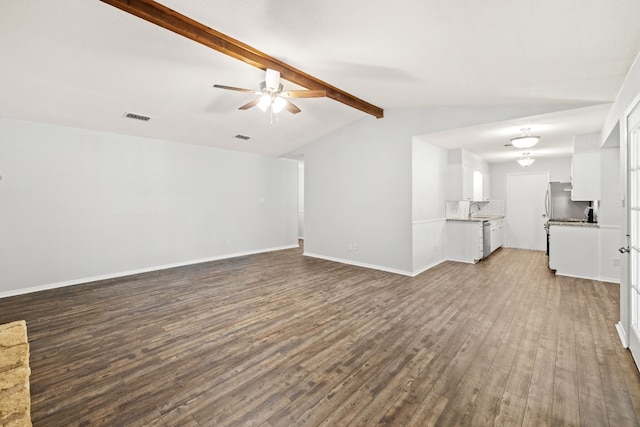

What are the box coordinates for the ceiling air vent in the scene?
[235,134,251,140]
[123,112,151,121]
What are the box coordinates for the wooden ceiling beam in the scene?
[99,0,384,119]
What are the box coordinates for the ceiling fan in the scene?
[214,69,326,114]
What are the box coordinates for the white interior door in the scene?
[507,172,549,250]
[627,103,640,368]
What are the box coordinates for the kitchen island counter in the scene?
[548,223,599,279]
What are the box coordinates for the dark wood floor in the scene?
[1,245,639,426]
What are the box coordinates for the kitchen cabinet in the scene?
[548,224,599,279]
[447,164,473,200]
[446,220,484,263]
[447,165,488,201]
[489,219,504,253]
[571,152,600,201]
[482,173,491,201]
[446,148,490,201]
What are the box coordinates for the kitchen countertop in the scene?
[547,220,599,228]
[447,215,504,222]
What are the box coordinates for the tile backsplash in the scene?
[446,200,504,218]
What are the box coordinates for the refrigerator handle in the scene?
[544,189,549,218]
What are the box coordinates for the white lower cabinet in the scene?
[446,220,484,263]
[489,219,504,253]
[548,225,599,279]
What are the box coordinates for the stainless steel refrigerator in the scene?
[545,182,591,220]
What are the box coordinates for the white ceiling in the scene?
[2,0,640,161]
[419,103,613,162]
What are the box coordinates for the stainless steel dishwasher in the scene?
[482,220,491,259]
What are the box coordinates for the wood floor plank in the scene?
[552,365,580,426]
[468,368,509,426]
[555,279,578,374]
[0,246,638,426]
[405,392,449,427]
[495,391,527,426]
[522,347,556,426]
[578,392,609,427]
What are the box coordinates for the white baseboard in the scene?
[445,257,478,265]
[616,321,629,348]
[555,272,622,284]
[303,252,414,276]
[411,259,447,277]
[553,271,621,284]
[0,244,299,299]
[554,271,599,281]
[302,252,445,277]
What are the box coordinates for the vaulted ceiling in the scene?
[2,0,640,161]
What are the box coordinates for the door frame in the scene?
[623,97,640,369]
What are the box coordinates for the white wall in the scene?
[574,132,601,153]
[602,52,640,142]
[490,157,571,248]
[490,156,572,216]
[490,156,572,202]
[599,147,623,282]
[302,112,414,274]
[602,49,640,347]
[0,118,298,296]
[299,105,578,275]
[412,137,448,273]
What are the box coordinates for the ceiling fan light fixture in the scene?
[257,94,271,112]
[511,128,540,149]
[214,68,321,116]
[517,152,535,167]
[272,97,287,114]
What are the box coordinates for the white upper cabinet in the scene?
[446,149,490,201]
[473,171,483,201]
[571,152,600,201]
[482,172,491,201]
[447,164,474,200]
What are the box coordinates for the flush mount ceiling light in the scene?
[511,128,540,149]
[517,152,535,167]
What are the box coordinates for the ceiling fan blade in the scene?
[280,90,326,99]
[213,84,257,94]
[238,98,261,110]
[285,101,301,114]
